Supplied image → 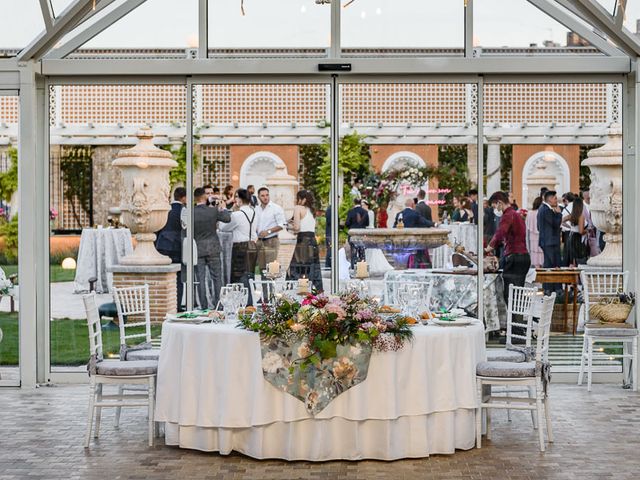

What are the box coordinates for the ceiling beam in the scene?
[198,0,208,59]
[559,0,640,57]
[464,0,474,58]
[18,0,97,61]
[527,0,624,57]
[38,0,55,31]
[47,0,149,59]
[40,55,631,76]
[614,0,627,28]
[74,0,117,28]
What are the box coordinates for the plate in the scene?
[431,317,473,327]
[167,315,210,323]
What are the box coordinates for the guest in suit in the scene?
[156,187,187,310]
[537,190,562,294]
[415,189,433,223]
[468,188,479,225]
[393,199,435,228]
[193,187,231,309]
[345,198,369,266]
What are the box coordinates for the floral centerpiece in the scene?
[239,290,413,414]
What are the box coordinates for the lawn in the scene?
[0,312,162,366]
[0,264,76,284]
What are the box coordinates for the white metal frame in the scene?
[0,2,637,387]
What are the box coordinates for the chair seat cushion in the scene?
[96,359,157,376]
[477,361,536,378]
[585,327,638,337]
[486,348,526,363]
[125,348,160,361]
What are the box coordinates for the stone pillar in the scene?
[466,144,478,185]
[110,264,181,323]
[486,137,501,196]
[583,123,622,268]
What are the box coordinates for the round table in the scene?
[154,320,486,461]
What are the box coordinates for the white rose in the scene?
[261,351,284,373]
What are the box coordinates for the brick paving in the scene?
[0,383,638,480]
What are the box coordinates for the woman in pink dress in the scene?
[525,197,544,268]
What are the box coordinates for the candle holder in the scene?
[262,267,284,281]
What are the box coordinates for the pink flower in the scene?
[325,303,346,321]
[301,294,317,306]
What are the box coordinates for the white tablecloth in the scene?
[431,223,478,269]
[73,228,133,293]
[155,321,486,460]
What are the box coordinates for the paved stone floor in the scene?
[0,383,638,480]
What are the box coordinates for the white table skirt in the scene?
[155,321,486,460]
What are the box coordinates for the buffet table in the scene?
[431,223,478,269]
[155,320,486,461]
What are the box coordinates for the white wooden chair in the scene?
[486,284,539,423]
[112,284,159,361]
[249,278,277,306]
[476,293,556,452]
[279,280,299,296]
[83,293,158,447]
[578,271,637,392]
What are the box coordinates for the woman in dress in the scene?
[452,197,474,223]
[223,184,235,209]
[377,201,389,228]
[218,188,257,295]
[525,196,544,268]
[287,190,323,292]
[564,196,588,266]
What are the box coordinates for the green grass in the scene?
[0,312,162,366]
[0,264,76,284]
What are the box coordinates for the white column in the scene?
[486,136,501,196]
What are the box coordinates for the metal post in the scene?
[464,0,474,58]
[476,77,484,327]
[330,0,341,58]
[198,0,208,59]
[186,82,195,310]
[330,75,340,292]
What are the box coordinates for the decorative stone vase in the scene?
[112,128,177,265]
[583,123,622,268]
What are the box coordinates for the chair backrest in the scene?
[506,285,538,347]
[535,293,556,363]
[83,293,104,361]
[249,278,276,305]
[112,284,151,346]
[580,271,629,325]
[280,280,299,294]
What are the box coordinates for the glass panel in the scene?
[0,94,19,385]
[208,0,330,57]
[475,0,602,53]
[49,84,187,372]
[0,1,45,52]
[83,0,198,50]
[193,83,331,304]
[482,82,623,375]
[338,82,480,322]
[623,0,640,33]
[341,0,464,55]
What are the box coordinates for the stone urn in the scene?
[583,123,622,268]
[112,128,177,265]
[265,163,299,271]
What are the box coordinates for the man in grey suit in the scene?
[415,189,433,223]
[193,187,231,309]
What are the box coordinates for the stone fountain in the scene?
[348,227,451,269]
[583,123,622,268]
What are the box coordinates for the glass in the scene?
[337,82,479,310]
[0,1,45,52]
[208,0,330,56]
[49,84,187,372]
[0,94,19,385]
[341,0,463,55]
[194,83,331,296]
[481,82,623,374]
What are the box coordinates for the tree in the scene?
[161,142,199,189]
[60,146,93,228]
[0,146,18,204]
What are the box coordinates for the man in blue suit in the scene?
[156,187,187,310]
[537,190,562,294]
[393,199,436,228]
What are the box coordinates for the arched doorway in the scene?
[381,151,427,220]
[239,151,286,190]
[522,151,571,209]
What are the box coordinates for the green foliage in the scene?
[580,145,598,192]
[0,146,18,203]
[0,215,18,261]
[60,146,93,228]
[437,145,473,215]
[316,132,372,206]
[161,142,200,189]
[500,145,513,192]
[299,143,326,204]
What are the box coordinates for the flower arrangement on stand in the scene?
[239,290,413,413]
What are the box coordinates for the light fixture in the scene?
[61,257,77,270]
[301,5,307,13]
[360,11,366,19]
[376,7,382,15]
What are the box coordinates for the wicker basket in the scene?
[590,302,633,324]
